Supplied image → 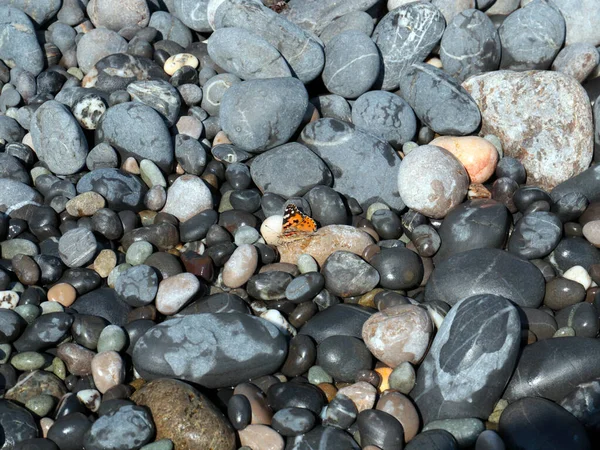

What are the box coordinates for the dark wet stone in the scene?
[303,186,347,226]
[496,156,527,184]
[121,222,179,252]
[0,153,29,184]
[357,409,404,450]
[247,271,293,301]
[372,2,445,91]
[281,334,317,378]
[230,189,261,213]
[544,277,586,310]
[13,312,73,352]
[555,302,599,338]
[424,248,545,308]
[58,268,102,296]
[299,118,404,211]
[300,304,375,344]
[322,251,379,297]
[559,380,600,432]
[499,397,590,450]
[13,438,59,450]
[177,293,249,315]
[72,314,110,350]
[115,265,158,307]
[70,288,132,326]
[47,412,92,450]
[0,399,38,446]
[285,273,325,304]
[133,313,287,388]
[272,407,315,437]
[504,336,600,402]
[317,335,373,383]
[434,199,510,263]
[149,11,191,47]
[0,308,27,343]
[405,429,458,450]
[551,192,588,223]
[267,382,325,415]
[411,295,520,424]
[398,63,481,135]
[5,370,67,405]
[508,212,562,259]
[552,237,600,272]
[76,169,147,212]
[285,425,359,450]
[522,307,557,340]
[369,247,423,290]
[96,102,173,172]
[175,134,208,176]
[83,405,154,450]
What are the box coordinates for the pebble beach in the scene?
[1,0,600,449]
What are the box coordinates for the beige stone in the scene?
[93,249,117,278]
[223,244,258,288]
[91,351,125,393]
[65,191,106,217]
[376,391,420,441]
[47,283,77,307]
[164,53,199,76]
[239,425,284,450]
[336,381,377,412]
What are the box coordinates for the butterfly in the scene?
[281,204,317,238]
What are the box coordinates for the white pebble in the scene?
[260,309,297,336]
[563,265,592,290]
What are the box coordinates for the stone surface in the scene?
[127,80,181,127]
[87,0,150,31]
[84,405,155,450]
[429,136,498,184]
[77,28,128,74]
[551,0,600,47]
[299,118,404,211]
[425,248,546,308]
[133,313,287,388]
[77,169,148,212]
[372,2,445,90]
[321,251,379,297]
[0,399,38,446]
[463,70,593,191]
[411,295,521,424]
[31,101,88,175]
[0,7,44,75]
[507,211,562,259]
[161,175,213,222]
[132,378,236,450]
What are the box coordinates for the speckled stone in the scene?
[161,175,213,222]
[91,351,125,394]
[155,273,201,315]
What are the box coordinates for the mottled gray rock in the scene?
[440,9,501,82]
[96,102,174,172]
[127,80,181,127]
[322,31,380,99]
[484,0,519,17]
[0,178,42,212]
[310,95,352,122]
[322,251,380,297]
[281,0,380,35]
[48,22,77,54]
[207,27,292,80]
[0,399,38,446]
[77,28,128,75]
[504,337,600,402]
[372,2,445,90]
[13,313,74,352]
[250,143,332,198]
[398,63,481,135]
[0,0,62,25]
[551,43,600,83]
[172,0,211,32]
[411,295,520,424]
[299,118,404,211]
[82,54,169,93]
[352,91,417,149]
[133,313,288,388]
[463,70,593,190]
[220,77,308,152]
[115,265,158,307]
[425,248,546,308]
[84,405,155,450]
[431,0,475,22]
[0,115,24,143]
[87,0,150,32]
[499,0,565,71]
[30,100,88,175]
[0,7,44,75]
[318,11,375,45]
[76,168,148,212]
[397,145,469,218]
[59,228,97,268]
[550,0,600,47]
[507,211,563,259]
[149,11,192,48]
[215,0,324,83]
[0,153,28,184]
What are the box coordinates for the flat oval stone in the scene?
[399,63,481,135]
[499,397,590,450]
[463,71,593,191]
[372,2,445,90]
[319,10,375,46]
[0,309,27,343]
[87,0,150,31]
[552,237,600,272]
[207,27,292,80]
[357,409,404,449]
[0,178,43,212]
[504,336,600,402]
[222,244,258,289]
[317,335,373,382]
[76,27,128,74]
[507,212,563,259]
[83,405,154,450]
[13,312,74,352]
[0,7,44,75]
[299,304,375,344]
[58,228,97,268]
[299,118,404,211]
[77,168,147,212]
[133,313,287,388]
[404,429,458,450]
[425,248,546,308]
[155,273,200,315]
[411,294,521,424]
[362,304,432,367]
[30,100,88,175]
[70,288,132,326]
[219,77,308,152]
[321,251,379,297]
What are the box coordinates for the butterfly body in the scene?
[281,204,317,239]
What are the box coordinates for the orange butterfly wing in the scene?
[281,204,317,237]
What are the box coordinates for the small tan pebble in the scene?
[122,156,140,174]
[238,425,284,450]
[22,133,34,150]
[57,343,95,376]
[47,283,77,307]
[66,191,106,217]
[376,391,420,441]
[91,351,125,394]
[430,136,498,183]
[213,130,231,146]
[174,116,203,139]
[201,173,219,189]
[164,53,199,76]
[40,417,54,437]
[155,273,201,315]
[426,57,443,68]
[374,366,393,392]
[336,381,377,412]
[175,163,186,175]
[93,249,117,278]
[583,220,600,247]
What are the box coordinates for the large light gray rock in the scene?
[76,27,129,74]
[87,0,150,31]
[372,2,445,91]
[172,0,211,32]
[0,6,44,75]
[463,70,593,190]
[550,0,600,47]
[132,313,288,388]
[215,0,324,83]
[0,0,61,25]
[0,178,42,212]
[149,10,193,48]
[219,77,308,152]
[207,27,292,80]
[31,101,89,175]
[298,118,404,211]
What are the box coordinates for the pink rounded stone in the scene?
[238,425,284,450]
[336,381,377,412]
[430,136,498,183]
[155,272,201,315]
[362,304,433,367]
[91,351,125,394]
[376,391,420,441]
[233,383,273,425]
[223,244,258,288]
